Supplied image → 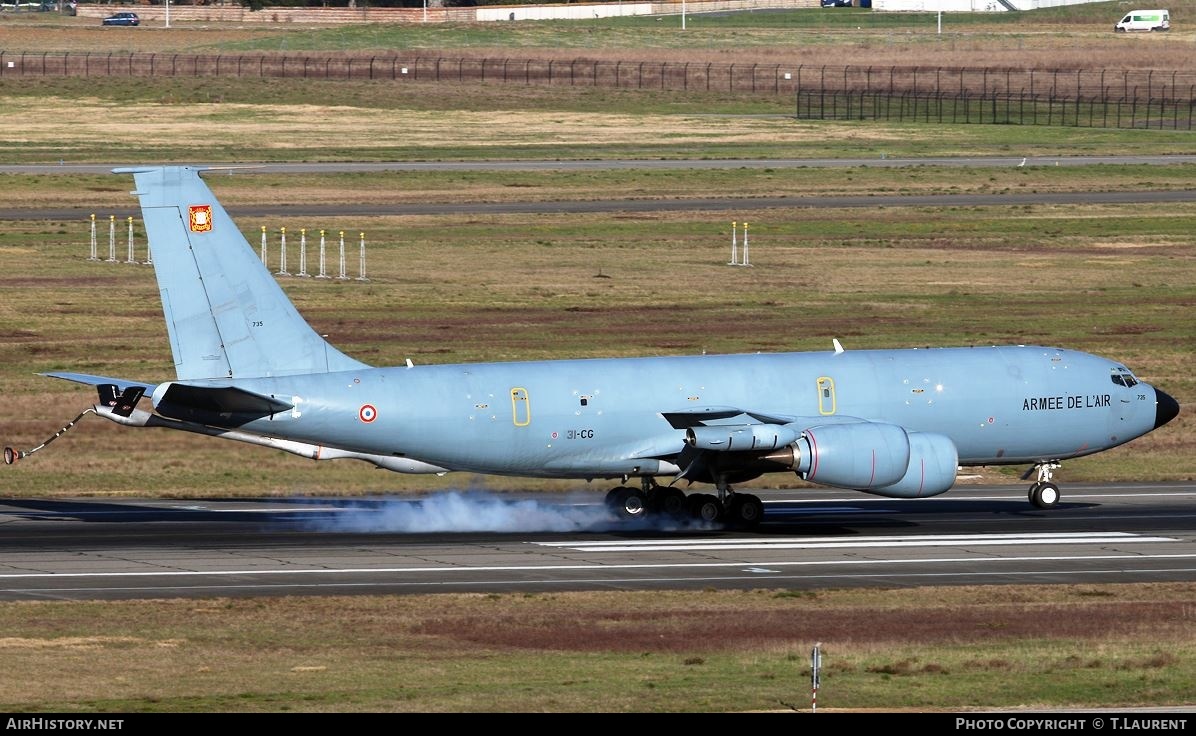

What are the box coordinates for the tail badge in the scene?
[188,205,213,233]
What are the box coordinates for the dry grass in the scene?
[0,584,1190,711]
[0,96,861,151]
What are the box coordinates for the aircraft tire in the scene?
[1029,482,1061,509]
[647,486,686,518]
[727,494,764,529]
[687,494,724,524]
[610,486,648,520]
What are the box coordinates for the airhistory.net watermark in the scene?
[5,720,123,731]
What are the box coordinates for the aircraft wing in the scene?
[659,406,797,429]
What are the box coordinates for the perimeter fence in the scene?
[4,51,1193,129]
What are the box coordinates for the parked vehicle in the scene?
[1114,9,1170,31]
[102,12,139,26]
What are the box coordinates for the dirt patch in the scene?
[415,598,1195,653]
[0,636,142,649]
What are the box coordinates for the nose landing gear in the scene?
[1026,462,1062,509]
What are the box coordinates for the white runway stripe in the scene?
[765,490,1196,503]
[532,531,1174,553]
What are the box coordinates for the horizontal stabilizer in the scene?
[42,371,156,394]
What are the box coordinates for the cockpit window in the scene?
[1110,368,1138,388]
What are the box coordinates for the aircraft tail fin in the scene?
[119,166,369,380]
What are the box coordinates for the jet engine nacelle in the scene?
[795,421,911,490]
[769,424,958,496]
[686,423,800,452]
[863,431,958,498]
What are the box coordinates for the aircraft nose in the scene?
[1155,388,1180,429]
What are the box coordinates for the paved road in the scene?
[6,156,1194,219]
[8,189,1196,221]
[1,482,1192,601]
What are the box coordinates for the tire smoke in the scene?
[303,491,705,534]
[306,491,614,533]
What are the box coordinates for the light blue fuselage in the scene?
[213,345,1158,479]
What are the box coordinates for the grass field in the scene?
[0,584,1193,711]
[0,4,1193,712]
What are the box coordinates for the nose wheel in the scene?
[1026,462,1062,509]
[1028,481,1060,509]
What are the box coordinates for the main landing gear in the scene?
[1026,462,1062,509]
[604,477,764,528]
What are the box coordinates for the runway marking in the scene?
[766,491,1196,503]
[531,531,1174,553]
[0,552,1193,581]
[768,506,896,514]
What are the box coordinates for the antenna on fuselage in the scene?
[833,338,845,355]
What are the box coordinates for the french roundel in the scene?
[358,404,378,423]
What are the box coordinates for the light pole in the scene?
[165,0,170,29]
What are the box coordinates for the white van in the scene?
[1115,9,1170,32]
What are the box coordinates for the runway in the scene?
[0,483,1193,601]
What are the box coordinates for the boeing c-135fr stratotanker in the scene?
[4,167,1180,527]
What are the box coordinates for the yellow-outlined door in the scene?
[511,387,531,426]
[816,377,836,416]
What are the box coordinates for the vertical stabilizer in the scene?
[119,166,369,380]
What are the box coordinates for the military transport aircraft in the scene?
[4,167,1181,528]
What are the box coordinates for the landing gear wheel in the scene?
[1029,482,1060,509]
[726,494,764,529]
[607,486,648,520]
[687,493,724,524]
[604,487,622,508]
[647,486,686,518]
